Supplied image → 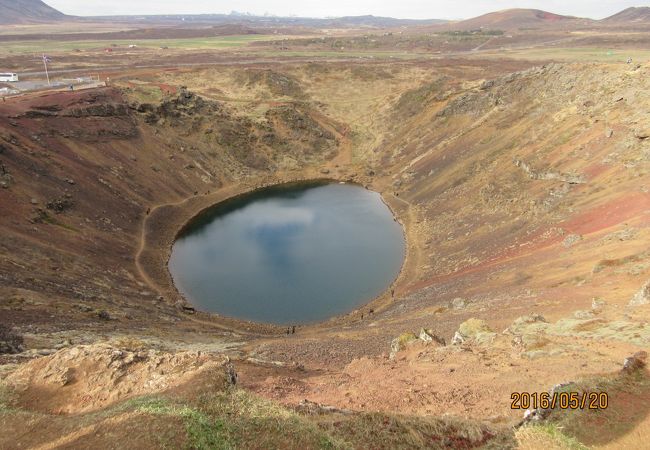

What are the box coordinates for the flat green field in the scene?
[0,35,281,55]
[247,49,428,59]
[477,46,650,63]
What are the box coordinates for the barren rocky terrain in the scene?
[1,7,650,448]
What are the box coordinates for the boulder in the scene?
[506,314,548,334]
[450,297,467,309]
[622,351,647,373]
[97,310,113,321]
[573,310,595,319]
[418,328,446,346]
[591,298,606,310]
[0,172,12,189]
[634,128,650,140]
[225,362,238,385]
[630,281,650,306]
[521,334,551,351]
[389,332,418,359]
[451,331,465,345]
[520,382,577,425]
[458,318,492,337]
[453,318,496,346]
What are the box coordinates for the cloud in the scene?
[242,204,315,229]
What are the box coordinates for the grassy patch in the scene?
[196,390,344,449]
[121,84,165,104]
[2,385,516,449]
[516,423,588,450]
[536,424,588,449]
[0,383,16,414]
[120,396,232,449]
[317,413,515,450]
[530,370,650,448]
[248,50,429,60]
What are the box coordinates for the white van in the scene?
[0,73,18,82]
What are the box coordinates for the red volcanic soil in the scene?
[408,189,650,295]
[562,193,650,235]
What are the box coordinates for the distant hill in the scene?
[442,8,592,31]
[322,15,447,28]
[0,0,67,24]
[603,7,650,23]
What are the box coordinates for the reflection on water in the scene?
[169,183,405,324]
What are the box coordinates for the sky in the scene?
[45,0,646,20]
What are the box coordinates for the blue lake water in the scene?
[168,182,405,324]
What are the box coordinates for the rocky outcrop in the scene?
[5,344,230,413]
[243,69,306,99]
[437,64,561,118]
[132,88,337,170]
[155,86,221,120]
[63,103,130,118]
[514,159,586,184]
[519,382,576,425]
[0,324,24,354]
[562,234,583,248]
[296,399,352,415]
[46,195,74,213]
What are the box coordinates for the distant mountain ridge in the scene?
[86,13,447,28]
[0,0,67,24]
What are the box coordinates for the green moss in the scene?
[396,332,418,346]
[458,318,493,337]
